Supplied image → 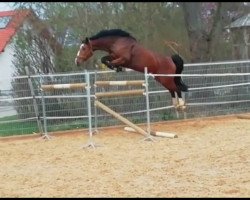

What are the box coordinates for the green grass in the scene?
[0,116,39,137]
[0,115,90,137]
[47,121,89,133]
[0,112,176,137]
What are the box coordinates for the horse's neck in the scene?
[91,38,115,52]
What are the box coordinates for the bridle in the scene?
[77,41,93,61]
[87,40,94,56]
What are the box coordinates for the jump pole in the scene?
[236,114,250,119]
[41,83,87,90]
[40,82,87,141]
[95,80,145,86]
[94,74,155,141]
[95,100,148,136]
[124,126,178,138]
[40,73,100,148]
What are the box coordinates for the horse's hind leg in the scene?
[170,91,186,110]
[176,91,186,110]
[170,91,178,108]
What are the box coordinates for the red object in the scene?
[0,10,31,53]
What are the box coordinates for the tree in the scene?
[181,2,248,62]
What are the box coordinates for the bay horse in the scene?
[75,29,188,110]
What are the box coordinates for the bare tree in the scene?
[181,2,248,62]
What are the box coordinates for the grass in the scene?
[0,115,39,137]
[47,121,89,133]
[0,115,89,137]
[0,112,175,137]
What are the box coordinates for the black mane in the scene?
[89,29,136,41]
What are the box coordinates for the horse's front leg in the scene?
[101,56,114,70]
[101,56,123,72]
[109,56,125,72]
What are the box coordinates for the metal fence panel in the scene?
[0,60,249,137]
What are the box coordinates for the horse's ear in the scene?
[85,37,90,44]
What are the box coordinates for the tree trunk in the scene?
[181,2,222,62]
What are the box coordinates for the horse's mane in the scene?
[89,29,136,41]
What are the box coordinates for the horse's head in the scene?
[75,37,93,66]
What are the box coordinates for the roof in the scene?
[226,13,250,29]
[0,10,31,53]
[0,9,61,53]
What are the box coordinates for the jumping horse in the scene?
[75,29,188,110]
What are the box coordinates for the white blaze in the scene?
[77,44,85,56]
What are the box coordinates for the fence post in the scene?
[143,67,156,142]
[144,67,151,136]
[25,66,44,135]
[40,81,50,140]
[94,71,98,133]
[82,70,101,149]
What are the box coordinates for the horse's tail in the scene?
[171,54,188,92]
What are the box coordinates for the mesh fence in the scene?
[0,60,249,137]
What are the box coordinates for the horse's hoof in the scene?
[174,104,187,111]
[181,105,187,111]
[178,105,187,111]
[174,104,180,110]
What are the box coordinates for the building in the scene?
[0,9,61,91]
[226,13,250,60]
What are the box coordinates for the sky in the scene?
[0,2,15,11]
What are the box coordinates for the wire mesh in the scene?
[0,60,249,137]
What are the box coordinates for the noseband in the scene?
[87,41,93,56]
[77,42,93,60]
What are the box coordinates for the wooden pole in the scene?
[41,83,87,90]
[95,100,148,136]
[95,80,144,86]
[124,127,178,138]
[236,114,250,119]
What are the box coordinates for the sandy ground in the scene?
[0,115,249,198]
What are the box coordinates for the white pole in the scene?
[82,70,101,149]
[85,71,93,140]
[94,71,98,133]
[144,67,151,137]
[124,127,178,138]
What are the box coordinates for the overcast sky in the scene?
[0,2,15,11]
